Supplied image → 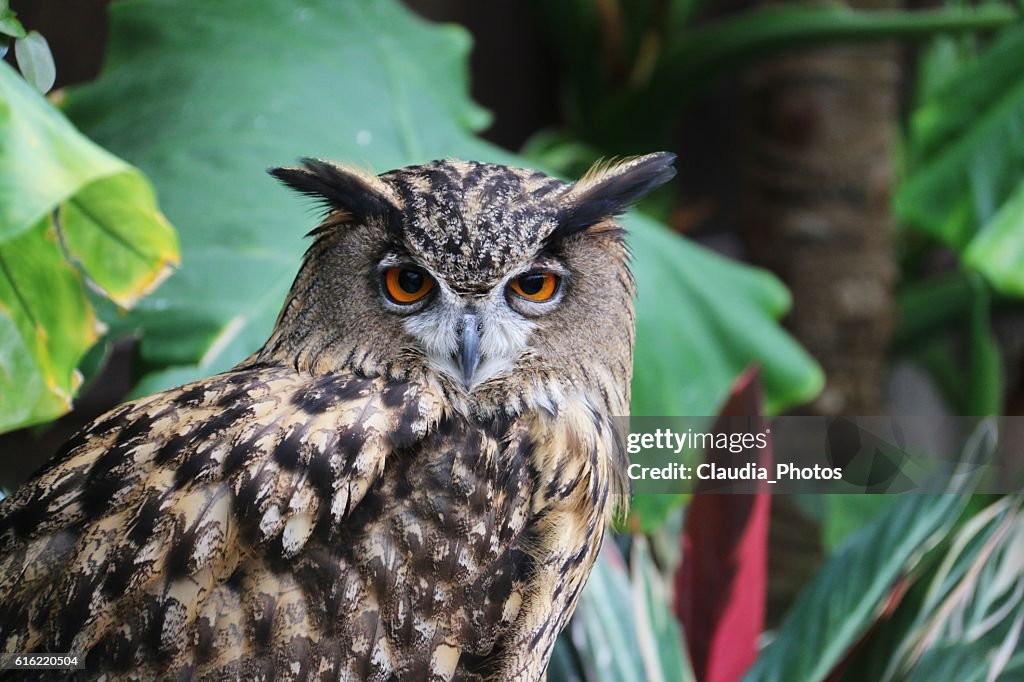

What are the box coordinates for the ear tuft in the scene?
[551,152,676,242]
[269,158,399,231]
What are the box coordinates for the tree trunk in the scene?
[738,0,900,622]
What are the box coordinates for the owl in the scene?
[0,153,675,680]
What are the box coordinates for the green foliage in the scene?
[6,0,1019,679]
[63,0,820,420]
[890,18,1024,417]
[535,1,1019,155]
[13,31,55,94]
[0,3,55,94]
[822,495,898,550]
[745,492,969,681]
[51,4,824,666]
[0,2,25,41]
[896,24,1024,298]
[965,180,1024,294]
[630,216,822,417]
[0,61,177,433]
[0,217,100,434]
[887,497,1024,679]
[550,537,695,682]
[746,425,1024,681]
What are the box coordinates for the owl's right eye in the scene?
[383,267,435,304]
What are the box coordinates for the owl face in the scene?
[374,161,587,390]
[268,155,675,404]
[376,248,561,389]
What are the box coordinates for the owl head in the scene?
[264,154,675,413]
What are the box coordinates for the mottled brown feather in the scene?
[0,155,675,680]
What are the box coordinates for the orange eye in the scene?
[384,267,434,304]
[509,272,559,302]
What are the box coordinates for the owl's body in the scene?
[0,155,674,680]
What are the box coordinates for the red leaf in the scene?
[675,367,771,682]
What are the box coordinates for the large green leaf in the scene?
[895,24,1024,295]
[0,216,100,432]
[0,60,178,432]
[628,216,822,416]
[64,0,821,418]
[965,177,1024,297]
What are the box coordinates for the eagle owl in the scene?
[0,153,675,680]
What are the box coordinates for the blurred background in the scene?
[1,0,1022,679]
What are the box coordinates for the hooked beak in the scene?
[457,312,481,388]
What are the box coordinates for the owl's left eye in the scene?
[509,272,560,302]
[383,267,434,304]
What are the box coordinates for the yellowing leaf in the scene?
[60,172,179,307]
[0,217,101,432]
[0,59,179,433]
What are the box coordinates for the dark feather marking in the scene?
[101,549,138,599]
[481,413,512,441]
[55,572,101,651]
[389,175,419,219]
[127,496,163,547]
[345,489,385,535]
[298,547,343,614]
[112,411,157,451]
[342,346,360,374]
[173,448,213,489]
[226,565,246,593]
[234,475,266,535]
[529,627,546,649]
[215,381,257,408]
[273,428,304,471]
[174,383,208,406]
[479,170,517,205]
[164,529,196,581]
[436,413,458,439]
[530,177,565,199]
[86,405,133,438]
[290,387,333,415]
[90,627,135,673]
[388,403,422,450]
[80,461,126,519]
[5,497,49,539]
[253,593,276,649]
[366,553,392,596]
[222,441,250,477]
[189,403,250,444]
[461,159,487,184]
[143,597,172,664]
[381,381,407,409]
[549,152,676,243]
[569,544,589,568]
[499,436,536,494]
[565,581,585,612]
[337,428,368,474]
[269,159,400,235]
[306,443,335,498]
[223,415,286,476]
[153,432,192,466]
